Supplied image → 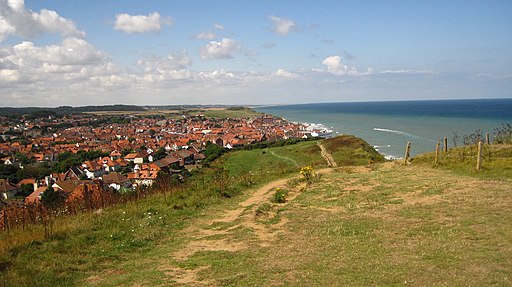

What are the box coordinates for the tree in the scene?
[14,152,33,165]
[16,184,35,197]
[0,164,19,180]
[152,147,167,161]
[204,141,225,163]
[41,186,65,209]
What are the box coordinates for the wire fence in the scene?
[0,178,180,233]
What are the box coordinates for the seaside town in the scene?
[0,110,329,211]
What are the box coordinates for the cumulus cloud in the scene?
[214,23,224,30]
[321,55,359,75]
[114,12,173,34]
[200,38,241,60]
[269,15,296,36]
[0,0,84,41]
[196,31,216,40]
[275,68,299,79]
[137,50,192,80]
[0,37,108,85]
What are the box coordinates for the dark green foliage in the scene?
[53,150,108,173]
[16,165,51,182]
[152,147,167,161]
[122,148,134,156]
[16,184,35,197]
[0,164,19,180]
[204,141,225,163]
[41,186,65,209]
[14,152,33,165]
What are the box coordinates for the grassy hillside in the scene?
[168,163,511,286]
[413,143,512,180]
[3,136,510,286]
[323,135,385,165]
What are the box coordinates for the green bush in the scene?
[273,188,288,203]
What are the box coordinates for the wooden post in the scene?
[404,142,411,164]
[435,141,440,165]
[485,132,490,145]
[443,137,448,155]
[476,140,483,171]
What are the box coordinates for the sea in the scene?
[254,98,512,159]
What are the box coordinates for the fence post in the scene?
[485,132,490,145]
[476,140,483,171]
[435,141,440,165]
[404,142,411,164]
[443,137,448,155]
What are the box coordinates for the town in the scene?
[0,108,326,211]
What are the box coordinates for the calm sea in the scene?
[255,99,512,158]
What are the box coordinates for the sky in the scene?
[0,0,511,107]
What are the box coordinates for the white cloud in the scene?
[214,23,224,30]
[321,55,359,75]
[0,0,84,41]
[136,50,192,80]
[275,68,299,79]
[379,69,437,75]
[200,38,241,60]
[269,15,296,36]
[196,31,216,40]
[114,12,173,34]
[0,37,112,87]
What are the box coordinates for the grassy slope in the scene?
[413,144,512,180]
[0,139,327,286]
[182,163,511,286]
[3,137,510,286]
[323,135,385,165]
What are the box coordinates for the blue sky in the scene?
[1,0,511,107]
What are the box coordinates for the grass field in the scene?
[1,138,511,286]
[85,107,262,119]
[221,140,326,179]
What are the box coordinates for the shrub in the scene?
[300,166,314,183]
[273,188,287,203]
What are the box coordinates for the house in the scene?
[110,150,122,160]
[18,178,38,192]
[102,172,131,191]
[52,180,92,194]
[0,179,20,200]
[82,160,104,179]
[124,152,144,164]
[25,185,48,205]
[170,149,195,166]
[153,156,180,173]
[99,156,119,172]
[128,164,159,187]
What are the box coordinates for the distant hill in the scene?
[0,105,145,116]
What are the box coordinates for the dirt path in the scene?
[164,167,335,286]
[163,175,302,285]
[317,142,338,167]
[268,149,300,167]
